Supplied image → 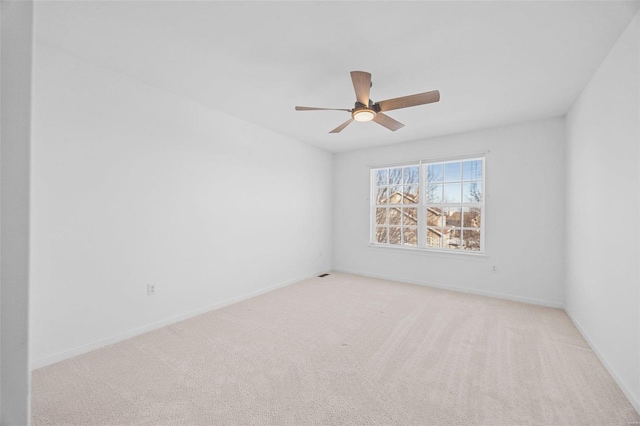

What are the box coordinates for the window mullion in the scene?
[417,163,426,248]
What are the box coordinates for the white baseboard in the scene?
[30,270,327,370]
[565,308,640,416]
[332,268,564,309]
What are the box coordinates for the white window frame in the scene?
[370,155,485,254]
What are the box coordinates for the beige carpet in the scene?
[32,273,639,425]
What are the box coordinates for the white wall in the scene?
[1,1,33,424]
[333,118,565,307]
[565,12,640,412]
[30,44,333,367]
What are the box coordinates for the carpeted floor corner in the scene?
[32,273,640,425]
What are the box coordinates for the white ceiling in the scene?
[35,1,639,153]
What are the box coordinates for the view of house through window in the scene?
[372,157,484,252]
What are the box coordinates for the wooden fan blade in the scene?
[376,90,440,112]
[373,113,405,131]
[295,106,351,112]
[350,71,371,106]
[329,118,354,133]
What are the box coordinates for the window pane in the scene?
[403,208,417,226]
[376,208,387,225]
[463,229,481,251]
[403,166,419,184]
[372,157,483,252]
[389,207,401,225]
[389,167,402,185]
[444,207,462,227]
[444,162,461,182]
[389,227,401,245]
[463,160,482,181]
[427,207,444,227]
[427,164,442,183]
[427,228,442,248]
[463,207,481,228]
[389,186,402,204]
[427,184,442,203]
[376,169,388,186]
[403,227,417,246]
[443,228,462,249]
[463,181,482,202]
[375,227,387,244]
[403,186,419,204]
[376,187,388,205]
[443,183,462,203]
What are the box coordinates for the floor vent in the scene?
[318,273,330,278]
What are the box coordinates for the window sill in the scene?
[368,243,489,259]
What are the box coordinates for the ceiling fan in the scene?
[295,71,440,133]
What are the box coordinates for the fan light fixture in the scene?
[352,108,376,122]
[295,71,440,133]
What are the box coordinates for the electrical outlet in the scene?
[147,284,156,296]
[492,265,498,273]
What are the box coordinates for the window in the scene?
[371,157,484,253]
